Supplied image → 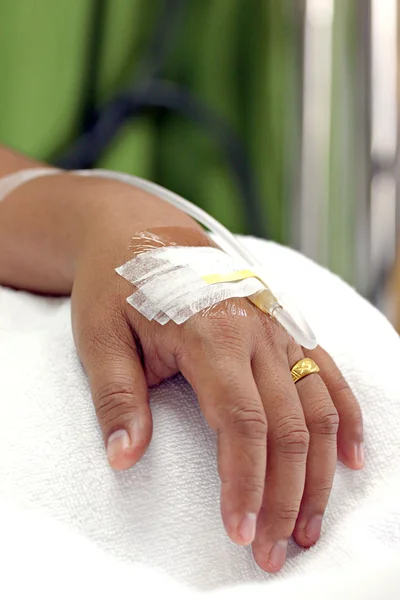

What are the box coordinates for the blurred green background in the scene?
[0,0,397,311]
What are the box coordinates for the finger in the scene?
[288,351,338,548]
[251,347,309,573]
[76,312,152,471]
[179,350,267,547]
[305,346,364,470]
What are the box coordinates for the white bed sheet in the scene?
[0,236,399,598]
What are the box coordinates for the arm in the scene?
[0,145,203,293]
[0,144,363,573]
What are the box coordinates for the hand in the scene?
[71,194,364,574]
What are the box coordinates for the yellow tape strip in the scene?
[202,269,259,285]
[202,269,281,314]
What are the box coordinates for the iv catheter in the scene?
[74,169,317,350]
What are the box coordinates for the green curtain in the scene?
[0,0,301,241]
[329,0,357,285]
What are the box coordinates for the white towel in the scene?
[0,236,399,599]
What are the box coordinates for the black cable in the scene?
[134,0,187,82]
[57,80,266,236]
[80,0,107,132]
[57,0,267,237]
[80,0,185,132]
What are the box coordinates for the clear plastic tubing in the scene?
[74,169,317,350]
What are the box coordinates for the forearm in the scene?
[0,146,203,294]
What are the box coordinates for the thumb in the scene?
[77,313,152,471]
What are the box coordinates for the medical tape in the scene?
[202,268,271,286]
[116,245,275,325]
[0,167,316,347]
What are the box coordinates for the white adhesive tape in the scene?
[0,167,317,346]
[116,246,268,325]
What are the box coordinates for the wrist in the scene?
[72,175,209,270]
[0,166,209,294]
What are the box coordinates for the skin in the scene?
[0,146,364,572]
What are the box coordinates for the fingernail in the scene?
[268,540,288,570]
[107,429,130,462]
[354,442,365,468]
[238,512,257,545]
[305,515,323,543]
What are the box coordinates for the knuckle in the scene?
[257,311,292,353]
[212,328,250,361]
[222,474,265,497]
[188,311,243,342]
[273,501,300,523]
[314,481,334,500]
[226,404,268,440]
[287,343,303,367]
[273,416,310,455]
[309,400,339,436]
[333,373,351,394]
[94,379,139,426]
[302,481,333,507]
[344,402,363,427]
[182,322,249,367]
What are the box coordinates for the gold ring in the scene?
[291,358,320,384]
